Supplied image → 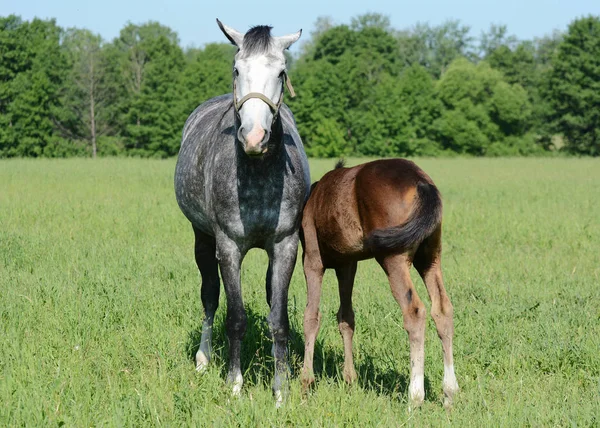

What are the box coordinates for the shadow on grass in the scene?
[185,306,304,388]
[186,306,433,402]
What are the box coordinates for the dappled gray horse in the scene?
[174,20,309,403]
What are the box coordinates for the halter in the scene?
[232,72,296,115]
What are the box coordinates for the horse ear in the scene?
[216,19,244,47]
[276,29,302,50]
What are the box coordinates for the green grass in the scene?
[1,157,599,426]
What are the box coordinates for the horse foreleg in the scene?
[267,233,298,406]
[193,226,220,372]
[300,228,324,392]
[215,233,246,396]
[335,262,358,384]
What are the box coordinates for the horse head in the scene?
[217,19,301,156]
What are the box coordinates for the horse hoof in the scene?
[443,382,459,409]
[343,367,358,385]
[228,373,243,397]
[408,397,424,413]
[300,370,315,393]
[408,388,424,412]
[195,351,210,372]
[274,390,283,408]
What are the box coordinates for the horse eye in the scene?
[233,68,239,77]
[279,70,286,79]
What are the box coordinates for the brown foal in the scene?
[300,159,459,408]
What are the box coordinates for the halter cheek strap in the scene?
[233,73,296,114]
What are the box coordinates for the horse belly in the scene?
[315,211,364,258]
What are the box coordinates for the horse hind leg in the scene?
[378,254,426,410]
[415,234,459,407]
[335,262,358,384]
[193,226,221,372]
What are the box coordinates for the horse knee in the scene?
[431,297,453,324]
[441,297,454,318]
[404,301,426,336]
[226,313,247,339]
[269,313,290,343]
[201,298,219,316]
[337,307,355,333]
[271,326,289,343]
[304,307,321,330]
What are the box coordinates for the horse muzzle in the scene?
[238,126,270,156]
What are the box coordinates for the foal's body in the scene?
[301,159,459,407]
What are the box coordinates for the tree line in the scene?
[1,13,599,158]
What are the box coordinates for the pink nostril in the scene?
[245,128,266,147]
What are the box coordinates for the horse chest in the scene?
[212,174,301,243]
[238,186,281,226]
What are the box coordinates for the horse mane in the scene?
[334,158,346,169]
[243,25,273,55]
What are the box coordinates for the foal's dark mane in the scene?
[243,25,273,55]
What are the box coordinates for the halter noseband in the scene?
[232,72,296,115]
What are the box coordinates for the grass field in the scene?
[1,157,599,426]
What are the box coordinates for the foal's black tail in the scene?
[365,181,442,254]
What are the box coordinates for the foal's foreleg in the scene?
[300,235,324,391]
[335,262,358,384]
[378,255,426,409]
[267,233,299,406]
[215,233,246,396]
[193,226,220,372]
[418,261,459,407]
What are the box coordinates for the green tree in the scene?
[351,65,441,156]
[288,59,349,155]
[0,16,67,157]
[479,24,517,58]
[546,16,600,155]
[111,22,185,157]
[181,43,235,116]
[290,15,402,156]
[434,58,532,155]
[408,20,475,78]
[56,28,116,157]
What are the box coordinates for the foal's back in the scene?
[302,158,441,264]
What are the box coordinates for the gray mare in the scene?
[174,21,309,402]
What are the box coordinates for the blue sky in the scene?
[2,0,599,52]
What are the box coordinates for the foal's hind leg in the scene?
[378,254,426,408]
[415,231,459,407]
[335,262,358,384]
[193,226,220,372]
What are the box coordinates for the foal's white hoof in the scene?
[195,351,210,373]
[408,389,425,412]
[443,382,459,408]
[443,369,459,408]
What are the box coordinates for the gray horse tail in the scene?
[364,181,442,253]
